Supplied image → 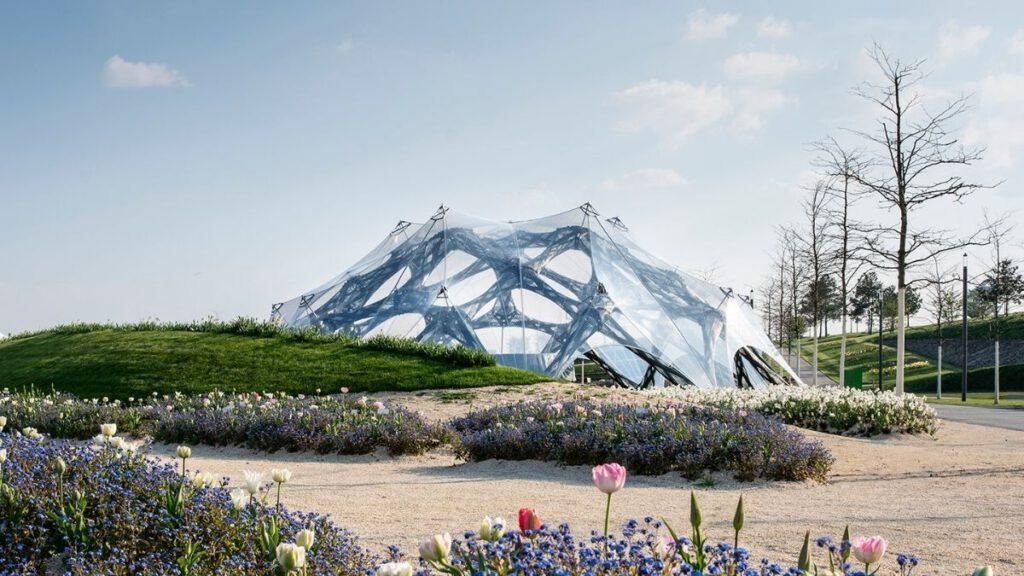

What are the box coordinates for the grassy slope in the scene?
[902,311,1024,340]
[0,329,548,399]
[797,312,1024,394]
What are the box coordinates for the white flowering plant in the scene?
[644,386,938,436]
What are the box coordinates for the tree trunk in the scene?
[839,313,848,387]
[896,286,906,394]
[995,338,1000,405]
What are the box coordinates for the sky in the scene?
[2,1,1023,334]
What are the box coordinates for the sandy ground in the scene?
[165,384,1024,574]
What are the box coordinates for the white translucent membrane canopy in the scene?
[272,205,803,388]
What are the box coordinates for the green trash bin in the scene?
[844,368,863,389]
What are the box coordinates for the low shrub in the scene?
[0,431,377,574]
[449,400,834,482]
[0,389,446,456]
[646,386,939,436]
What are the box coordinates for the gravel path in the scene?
[160,385,1024,574]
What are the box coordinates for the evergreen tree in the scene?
[850,272,883,333]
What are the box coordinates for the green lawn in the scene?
[0,327,548,399]
[928,393,1024,409]
[902,311,1024,340]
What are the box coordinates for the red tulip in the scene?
[518,508,542,532]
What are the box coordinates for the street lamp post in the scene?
[961,252,968,403]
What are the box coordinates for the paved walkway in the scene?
[931,403,1024,432]
[783,351,837,386]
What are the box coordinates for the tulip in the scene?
[479,516,507,541]
[295,528,315,549]
[275,542,306,570]
[242,470,263,495]
[0,449,6,464]
[377,562,414,576]
[591,463,626,545]
[850,535,887,571]
[419,533,452,563]
[518,508,542,532]
[100,423,117,437]
[191,471,216,489]
[176,445,191,459]
[592,463,626,494]
[272,468,292,484]
[340,387,349,394]
[0,415,7,431]
[654,534,675,560]
[54,457,67,475]
[229,487,247,510]
[271,468,291,509]
[972,567,993,576]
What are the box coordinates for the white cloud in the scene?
[965,73,1024,168]
[731,87,788,133]
[757,16,792,39]
[724,52,800,83]
[685,10,739,40]
[616,78,789,143]
[1010,29,1024,55]
[336,40,359,54]
[616,80,732,144]
[602,169,687,191]
[938,21,991,59]
[102,55,188,88]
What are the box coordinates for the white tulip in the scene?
[479,516,507,541]
[0,448,6,464]
[229,487,248,510]
[0,416,6,431]
[272,468,292,484]
[175,445,191,459]
[295,528,315,549]
[275,542,306,570]
[100,423,117,437]
[419,533,452,563]
[377,561,414,576]
[192,471,217,488]
[242,470,264,495]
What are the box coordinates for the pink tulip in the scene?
[851,536,887,567]
[591,463,627,495]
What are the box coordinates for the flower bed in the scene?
[0,390,445,456]
[0,425,962,576]
[0,431,376,574]
[645,386,939,436]
[449,400,833,482]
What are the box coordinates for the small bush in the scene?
[449,400,833,482]
[647,386,938,436]
[0,389,446,456]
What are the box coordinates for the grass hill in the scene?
[797,312,1024,395]
[0,319,549,399]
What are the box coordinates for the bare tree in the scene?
[848,44,994,394]
[773,243,790,350]
[814,137,866,386]
[922,256,961,397]
[797,180,834,385]
[977,212,1020,403]
[780,227,807,377]
[759,279,780,343]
